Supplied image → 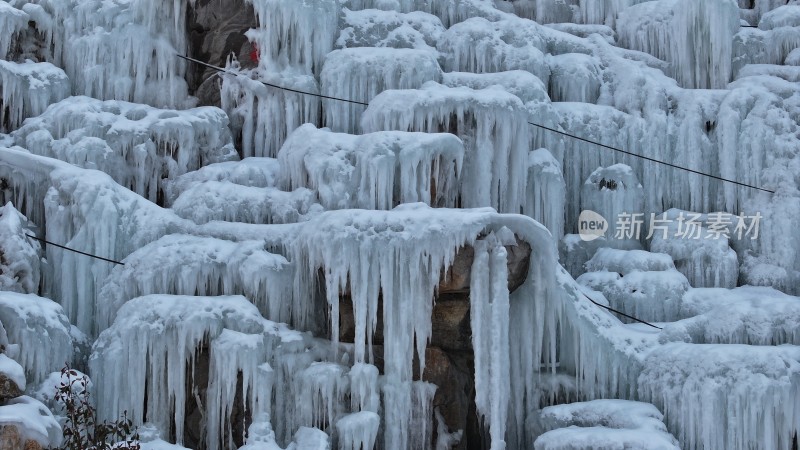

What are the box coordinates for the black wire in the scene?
[178,53,775,194]
[528,122,775,194]
[580,292,663,330]
[177,54,370,106]
[25,233,125,265]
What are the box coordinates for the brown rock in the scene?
[439,237,531,294]
[0,425,42,450]
[187,0,258,106]
[0,372,23,401]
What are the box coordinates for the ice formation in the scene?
[336,8,445,52]
[96,235,293,334]
[91,294,308,449]
[0,60,69,132]
[578,248,690,322]
[0,203,41,294]
[163,157,282,206]
[362,83,529,213]
[617,0,740,89]
[321,48,442,133]
[279,124,464,210]
[0,395,62,448]
[525,149,566,241]
[172,182,321,225]
[533,400,680,450]
[0,292,78,385]
[650,210,739,288]
[13,96,238,204]
[580,164,644,244]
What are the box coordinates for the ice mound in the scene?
[279,124,463,210]
[164,157,282,206]
[578,249,690,323]
[532,399,680,450]
[337,8,445,52]
[581,164,644,245]
[13,96,238,203]
[660,286,800,345]
[0,60,69,133]
[525,148,566,241]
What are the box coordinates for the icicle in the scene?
[0,61,69,133]
[470,237,510,450]
[0,203,41,294]
[335,411,380,450]
[362,83,529,213]
[525,149,566,242]
[0,2,29,60]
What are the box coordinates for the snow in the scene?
[336,8,445,52]
[0,203,41,294]
[172,181,321,225]
[163,157,282,206]
[0,292,77,385]
[0,60,70,133]
[362,83,529,213]
[759,5,800,29]
[320,47,442,133]
[0,353,26,391]
[0,395,62,448]
[13,96,238,204]
[533,399,680,450]
[279,124,464,210]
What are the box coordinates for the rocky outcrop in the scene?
[187,0,258,106]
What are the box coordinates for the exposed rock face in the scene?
[338,238,532,449]
[0,371,23,401]
[187,0,258,106]
[0,425,43,450]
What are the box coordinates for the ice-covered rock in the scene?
[172,182,320,225]
[91,294,307,449]
[547,53,602,103]
[164,157,282,206]
[97,235,293,333]
[532,399,680,450]
[336,8,445,52]
[0,61,69,133]
[580,164,644,245]
[0,395,61,449]
[649,210,739,288]
[638,343,800,450]
[279,124,464,210]
[0,354,25,398]
[578,249,690,322]
[660,286,800,345]
[0,203,41,294]
[759,5,800,29]
[321,47,442,133]
[0,292,77,386]
[13,96,238,204]
[0,3,29,60]
[362,83,529,213]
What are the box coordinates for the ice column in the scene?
[470,237,510,450]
